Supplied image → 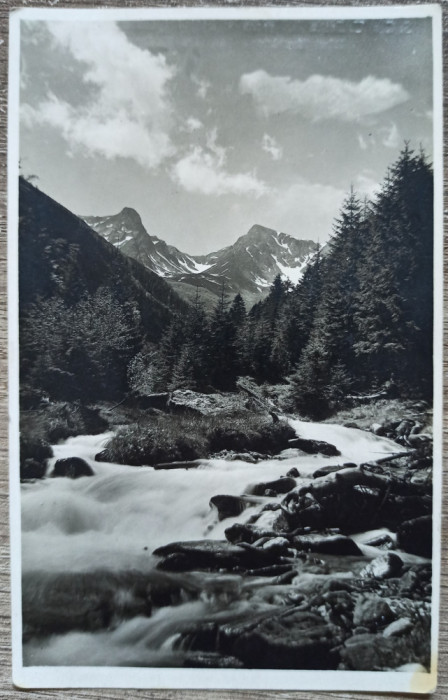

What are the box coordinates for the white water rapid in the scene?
[21,419,410,667]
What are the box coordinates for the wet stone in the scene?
[397,516,432,558]
[313,465,352,479]
[227,609,345,669]
[209,495,248,521]
[288,438,341,457]
[363,534,395,550]
[353,595,395,630]
[293,535,363,557]
[248,477,297,497]
[383,617,413,638]
[359,553,403,580]
[52,457,94,479]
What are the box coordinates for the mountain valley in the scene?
[83,210,317,307]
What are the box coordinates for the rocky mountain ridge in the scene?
[83,210,317,306]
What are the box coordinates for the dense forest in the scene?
[129,145,433,418]
[20,146,433,420]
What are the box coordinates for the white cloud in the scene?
[381,122,401,149]
[355,172,381,199]
[185,117,203,132]
[192,76,211,100]
[21,22,175,169]
[357,134,368,150]
[262,133,283,160]
[265,180,345,241]
[239,70,409,122]
[172,133,268,198]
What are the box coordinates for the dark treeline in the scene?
[133,146,433,418]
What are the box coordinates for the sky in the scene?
[19,16,434,255]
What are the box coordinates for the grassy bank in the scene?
[98,412,296,466]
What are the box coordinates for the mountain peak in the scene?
[119,207,143,223]
[246,224,277,239]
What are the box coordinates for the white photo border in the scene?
[8,4,443,692]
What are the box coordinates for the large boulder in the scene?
[20,458,48,480]
[210,495,249,521]
[224,523,277,545]
[52,457,95,479]
[292,534,363,556]
[397,516,432,558]
[342,633,397,670]
[167,390,245,416]
[288,438,341,456]
[359,553,403,580]
[282,467,431,533]
[313,464,354,479]
[247,477,296,497]
[353,595,395,630]
[154,540,283,573]
[20,436,53,480]
[226,609,345,669]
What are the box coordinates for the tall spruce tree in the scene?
[208,284,237,389]
[353,145,433,395]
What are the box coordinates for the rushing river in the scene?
[21,419,411,667]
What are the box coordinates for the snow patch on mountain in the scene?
[83,211,316,305]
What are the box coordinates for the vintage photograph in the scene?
[8,5,442,692]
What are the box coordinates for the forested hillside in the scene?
[19,178,188,404]
[137,146,433,418]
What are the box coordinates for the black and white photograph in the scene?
[8,5,443,692]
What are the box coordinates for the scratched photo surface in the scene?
[8,6,442,692]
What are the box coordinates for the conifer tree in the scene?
[208,284,237,389]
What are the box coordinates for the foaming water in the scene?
[290,419,407,465]
[21,420,410,667]
[22,422,405,574]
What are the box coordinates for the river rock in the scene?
[285,466,431,533]
[313,465,352,479]
[383,617,413,638]
[224,523,277,545]
[209,495,248,521]
[168,389,247,417]
[153,460,203,470]
[21,458,47,480]
[184,652,243,668]
[363,534,395,550]
[288,438,341,456]
[359,553,403,580]
[52,457,94,478]
[262,537,290,555]
[353,595,395,630]
[342,633,396,670]
[398,569,420,596]
[293,535,363,557]
[397,516,432,558]
[154,541,243,572]
[20,436,53,480]
[247,477,296,496]
[154,539,282,573]
[286,467,300,478]
[225,609,345,669]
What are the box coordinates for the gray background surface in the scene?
[0,1,446,697]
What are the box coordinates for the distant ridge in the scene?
[84,211,317,306]
[19,178,188,340]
